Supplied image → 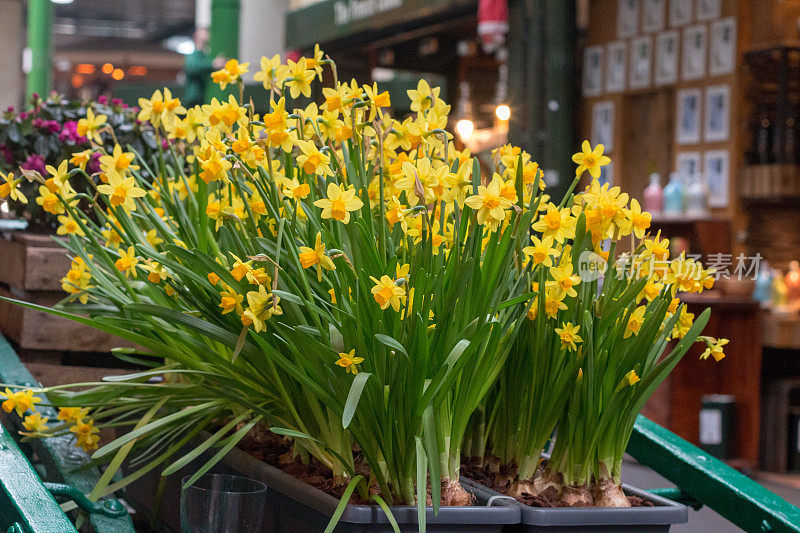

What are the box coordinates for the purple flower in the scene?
[0,144,13,166]
[97,95,108,105]
[87,151,102,174]
[21,154,46,175]
[44,120,60,134]
[58,120,87,144]
[31,118,43,128]
[112,98,123,107]
[19,111,29,120]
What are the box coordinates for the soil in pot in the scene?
[237,424,473,507]
[460,456,654,508]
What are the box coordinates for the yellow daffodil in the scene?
[572,140,611,178]
[115,246,139,278]
[219,287,244,315]
[1,388,42,416]
[0,171,27,204]
[97,169,147,211]
[370,275,406,311]
[296,140,333,177]
[298,232,335,282]
[547,264,581,298]
[533,203,577,243]
[314,182,364,224]
[69,149,93,171]
[284,57,315,99]
[624,306,647,338]
[464,175,512,232]
[57,214,84,236]
[242,286,282,332]
[253,54,285,91]
[57,407,89,424]
[555,322,582,351]
[336,349,364,375]
[212,59,249,89]
[700,338,728,362]
[70,419,100,452]
[22,412,49,433]
[624,370,640,386]
[99,144,139,174]
[77,108,107,143]
[522,235,556,267]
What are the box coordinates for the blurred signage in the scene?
[334,0,403,26]
[286,0,475,49]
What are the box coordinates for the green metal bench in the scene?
[630,415,800,532]
[0,333,134,532]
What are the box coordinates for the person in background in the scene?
[183,27,225,107]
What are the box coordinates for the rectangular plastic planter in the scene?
[462,478,688,532]
[124,444,519,532]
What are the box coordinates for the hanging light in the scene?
[495,104,511,121]
[456,119,475,140]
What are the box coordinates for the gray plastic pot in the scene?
[124,444,520,532]
[462,477,688,532]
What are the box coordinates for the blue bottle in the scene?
[662,172,684,215]
[753,261,773,304]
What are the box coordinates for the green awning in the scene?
[285,0,474,50]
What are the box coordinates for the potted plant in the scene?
[0,48,725,532]
[0,94,162,356]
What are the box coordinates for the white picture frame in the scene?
[677,88,702,144]
[710,17,737,76]
[682,24,707,80]
[583,45,604,97]
[606,41,627,93]
[629,36,653,89]
[617,0,640,39]
[704,149,729,208]
[592,101,615,152]
[704,84,731,142]
[669,0,693,27]
[696,0,721,21]
[643,0,666,32]
[655,30,679,85]
[677,151,702,180]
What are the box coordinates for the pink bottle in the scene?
[643,173,663,214]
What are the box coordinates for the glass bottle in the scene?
[662,172,684,215]
[643,172,663,214]
[685,173,708,216]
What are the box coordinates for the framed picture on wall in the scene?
[676,88,702,144]
[696,0,721,21]
[606,41,627,93]
[710,18,737,76]
[643,0,666,32]
[669,0,693,27]
[617,0,640,38]
[704,149,729,207]
[630,36,653,89]
[682,24,707,80]
[655,30,679,85]
[592,101,615,151]
[582,45,604,97]
[704,84,731,142]
[676,151,702,179]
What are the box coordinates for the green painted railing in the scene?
[3,327,800,531]
[630,415,800,532]
[0,334,134,532]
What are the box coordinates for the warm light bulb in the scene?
[495,104,511,121]
[456,119,474,140]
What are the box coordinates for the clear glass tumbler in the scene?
[180,474,268,533]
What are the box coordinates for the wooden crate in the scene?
[0,233,70,291]
[0,232,131,353]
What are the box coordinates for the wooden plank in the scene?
[0,287,134,353]
[0,234,70,292]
